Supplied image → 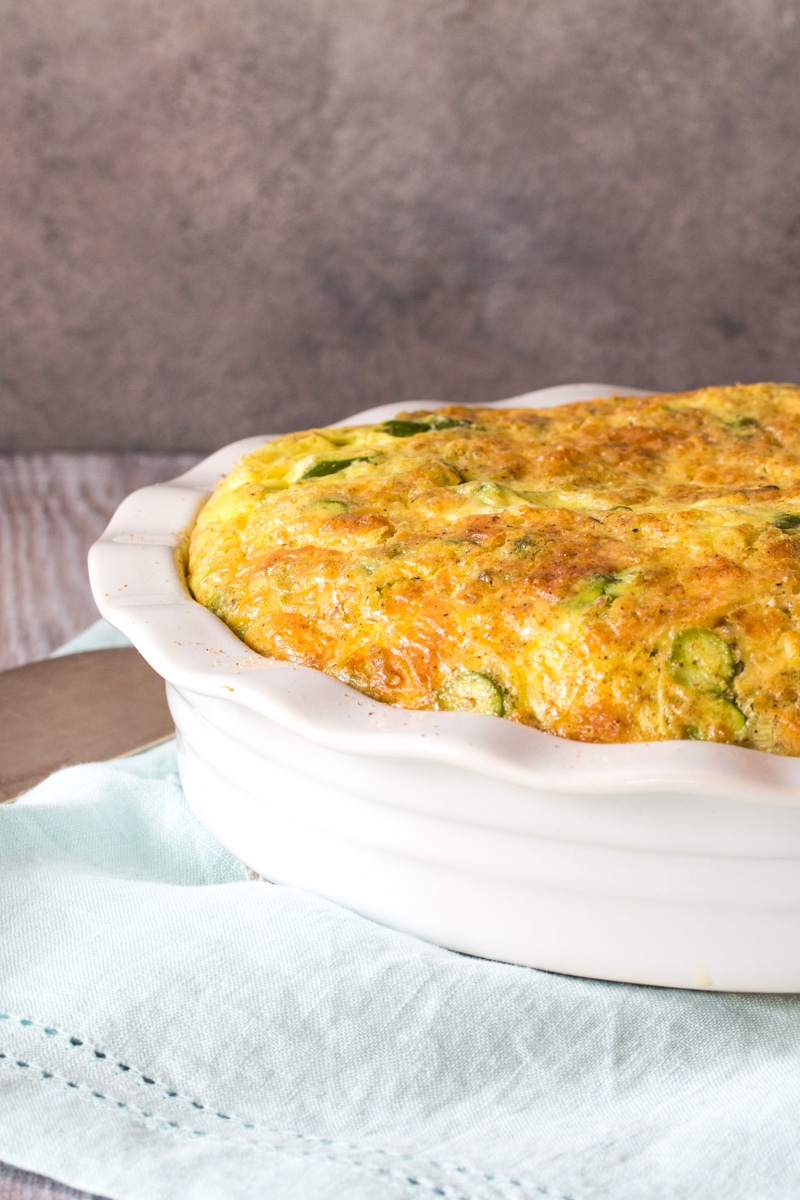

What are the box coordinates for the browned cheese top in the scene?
[188,383,800,753]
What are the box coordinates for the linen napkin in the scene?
[2,623,800,1200]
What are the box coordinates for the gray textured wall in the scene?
[1,0,799,451]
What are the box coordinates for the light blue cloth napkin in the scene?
[3,623,800,1200]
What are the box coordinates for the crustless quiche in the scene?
[188,383,800,754]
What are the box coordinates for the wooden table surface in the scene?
[0,452,195,1199]
[0,453,196,672]
[0,1165,106,1200]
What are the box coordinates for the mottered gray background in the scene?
[1,0,800,453]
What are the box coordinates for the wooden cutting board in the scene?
[0,647,174,802]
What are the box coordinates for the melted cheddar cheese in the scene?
[188,383,800,753]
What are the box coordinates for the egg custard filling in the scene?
[188,382,800,754]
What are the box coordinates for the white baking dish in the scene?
[89,384,800,992]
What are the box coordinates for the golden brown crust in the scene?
[188,383,800,753]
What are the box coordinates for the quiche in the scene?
[188,382,800,754]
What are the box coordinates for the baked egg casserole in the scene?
[188,383,800,754]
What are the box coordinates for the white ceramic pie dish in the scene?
[89,384,800,992]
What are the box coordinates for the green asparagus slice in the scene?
[307,498,348,514]
[773,512,800,530]
[380,415,475,438]
[567,571,635,609]
[685,698,747,741]
[380,419,433,437]
[437,671,505,717]
[669,628,736,695]
[301,456,372,479]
